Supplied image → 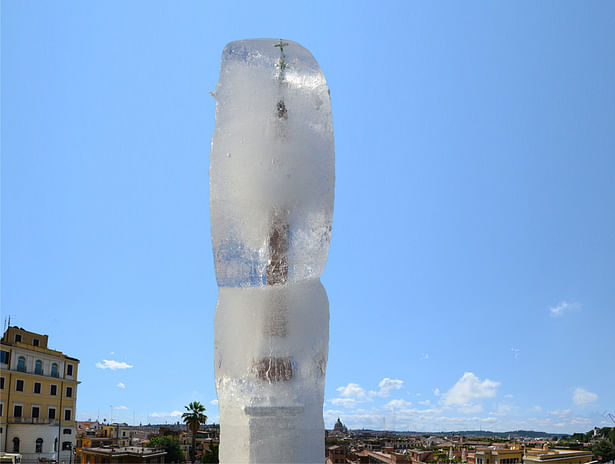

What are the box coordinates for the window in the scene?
[51,363,58,377]
[17,356,26,372]
[0,377,4,389]
[15,334,22,343]
[0,403,3,416]
[13,437,19,453]
[34,382,41,394]
[62,441,72,450]
[32,406,40,418]
[16,379,24,391]
[36,438,43,453]
[14,404,23,417]
[67,364,73,376]
[33,338,40,347]
[49,407,56,419]
[66,386,73,398]
[35,360,43,375]
[0,350,8,363]
[50,384,57,395]
[63,428,72,435]
[64,409,71,421]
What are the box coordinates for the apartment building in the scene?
[0,326,80,463]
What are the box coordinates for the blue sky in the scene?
[2,1,614,434]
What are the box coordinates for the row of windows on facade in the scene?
[0,377,72,397]
[8,333,42,346]
[0,352,74,377]
[11,437,73,453]
[2,403,73,421]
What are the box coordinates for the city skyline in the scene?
[2,1,614,435]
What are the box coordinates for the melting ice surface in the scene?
[210,39,334,463]
[210,38,334,287]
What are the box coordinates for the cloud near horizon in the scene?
[369,378,404,398]
[96,360,133,370]
[151,410,182,418]
[442,372,500,407]
[573,387,598,406]
[337,383,369,400]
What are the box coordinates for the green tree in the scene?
[147,436,185,463]
[609,428,615,445]
[182,401,207,464]
[201,444,219,463]
[593,439,615,463]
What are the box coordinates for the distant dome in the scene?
[333,418,347,433]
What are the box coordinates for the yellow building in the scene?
[476,446,524,464]
[523,447,593,464]
[0,326,80,463]
[76,445,166,464]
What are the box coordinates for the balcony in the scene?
[9,417,60,425]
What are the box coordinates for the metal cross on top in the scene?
[274,39,289,52]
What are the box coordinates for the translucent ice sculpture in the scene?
[210,39,334,463]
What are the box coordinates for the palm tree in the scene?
[182,401,207,464]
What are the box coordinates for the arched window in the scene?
[36,438,43,453]
[17,356,26,372]
[51,363,58,377]
[12,437,19,453]
[35,360,43,375]
[54,438,58,452]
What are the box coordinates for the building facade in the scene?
[0,326,80,463]
[523,447,593,464]
[76,446,166,464]
[476,446,524,464]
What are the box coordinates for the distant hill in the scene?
[350,429,561,439]
[441,430,560,439]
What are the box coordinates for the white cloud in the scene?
[573,387,598,405]
[459,404,483,414]
[549,301,580,317]
[549,409,572,416]
[496,403,514,415]
[96,360,133,370]
[504,394,514,399]
[151,410,182,418]
[570,417,592,427]
[511,348,520,360]
[369,378,404,398]
[117,382,126,389]
[421,353,429,361]
[433,388,441,397]
[385,399,412,409]
[210,399,218,406]
[418,399,431,406]
[115,405,129,410]
[442,372,500,407]
[337,383,368,399]
[330,398,358,408]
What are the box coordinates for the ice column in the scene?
[210,39,334,463]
